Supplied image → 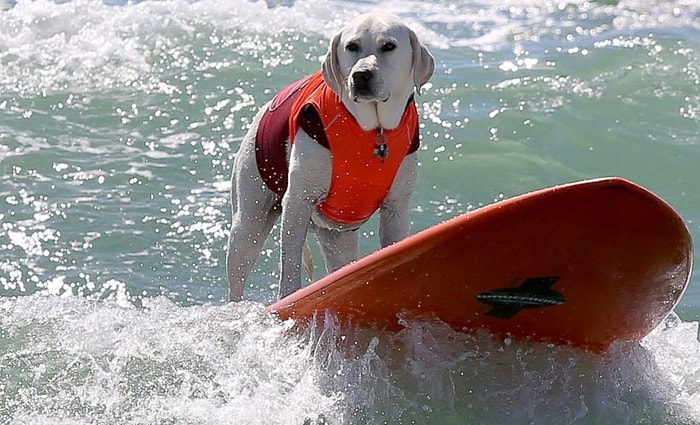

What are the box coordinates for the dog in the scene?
[226,11,434,301]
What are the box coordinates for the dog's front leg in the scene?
[279,195,313,298]
[379,153,418,247]
[277,133,331,299]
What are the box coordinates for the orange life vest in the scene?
[256,71,419,225]
[289,71,418,224]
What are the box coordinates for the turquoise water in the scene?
[1,0,700,423]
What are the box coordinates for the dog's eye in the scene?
[345,42,360,52]
[381,42,396,52]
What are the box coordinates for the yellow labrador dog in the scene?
[227,11,434,301]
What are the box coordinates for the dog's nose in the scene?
[352,69,374,84]
[351,70,374,97]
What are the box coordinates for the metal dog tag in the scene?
[373,129,388,160]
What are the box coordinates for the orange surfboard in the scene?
[267,178,693,352]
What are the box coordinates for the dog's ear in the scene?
[322,32,345,95]
[409,30,435,93]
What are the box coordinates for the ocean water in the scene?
[1,0,699,423]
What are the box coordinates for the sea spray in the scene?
[0,295,342,424]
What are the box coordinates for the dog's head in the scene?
[323,12,434,105]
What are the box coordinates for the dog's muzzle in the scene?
[350,69,388,102]
[351,70,374,98]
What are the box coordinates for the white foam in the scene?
[1,293,699,423]
[0,295,343,424]
[2,0,697,93]
[309,311,700,423]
